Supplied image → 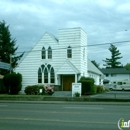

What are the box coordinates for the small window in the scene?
[48,46,52,59]
[106,74,109,77]
[42,47,46,59]
[38,68,42,83]
[111,74,116,77]
[67,46,72,58]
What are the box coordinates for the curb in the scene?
[0,96,130,103]
[0,100,130,106]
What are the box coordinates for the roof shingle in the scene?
[100,68,130,74]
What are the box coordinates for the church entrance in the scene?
[62,75,75,91]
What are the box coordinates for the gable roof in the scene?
[56,60,80,74]
[100,68,130,74]
[87,59,103,75]
[16,32,58,66]
[46,32,59,43]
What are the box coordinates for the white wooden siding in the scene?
[15,32,59,92]
[15,27,103,93]
[105,74,130,81]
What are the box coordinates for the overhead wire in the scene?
[15,39,130,54]
[87,28,130,35]
[13,28,130,54]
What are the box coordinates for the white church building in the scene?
[15,27,103,93]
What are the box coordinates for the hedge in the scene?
[3,72,22,94]
[78,76,95,95]
[24,85,44,95]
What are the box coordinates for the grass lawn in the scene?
[0,94,52,98]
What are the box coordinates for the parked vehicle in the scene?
[109,80,130,91]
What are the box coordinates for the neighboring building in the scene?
[88,59,104,85]
[100,68,130,82]
[15,27,103,93]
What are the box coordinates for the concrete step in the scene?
[52,91,72,97]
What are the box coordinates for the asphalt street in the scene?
[0,102,130,130]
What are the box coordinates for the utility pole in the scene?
[9,54,12,94]
[10,54,12,74]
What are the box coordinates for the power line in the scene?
[15,39,130,54]
[87,28,130,35]
[88,40,130,47]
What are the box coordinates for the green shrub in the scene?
[93,85,97,94]
[3,72,22,94]
[75,92,80,97]
[24,86,31,95]
[104,88,110,92]
[96,85,104,93]
[78,76,95,95]
[0,79,6,94]
[24,85,44,95]
[38,85,45,94]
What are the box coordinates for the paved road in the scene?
[91,91,130,99]
[0,102,130,130]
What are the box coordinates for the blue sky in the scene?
[1,0,130,67]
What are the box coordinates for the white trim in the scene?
[56,60,80,74]
[75,74,77,83]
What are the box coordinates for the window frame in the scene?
[41,47,46,59]
[67,46,72,58]
[38,68,42,83]
[44,68,48,83]
[50,67,55,83]
[48,46,52,59]
[38,64,55,84]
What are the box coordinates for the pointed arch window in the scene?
[41,64,45,71]
[42,47,46,59]
[44,68,48,83]
[48,46,52,59]
[50,67,55,83]
[38,68,42,83]
[67,46,72,58]
[38,64,55,84]
[47,64,51,71]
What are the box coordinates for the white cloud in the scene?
[0,0,130,66]
[117,3,130,13]
[96,0,115,7]
[66,21,81,28]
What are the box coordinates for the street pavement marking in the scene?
[64,106,104,109]
[0,117,116,125]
